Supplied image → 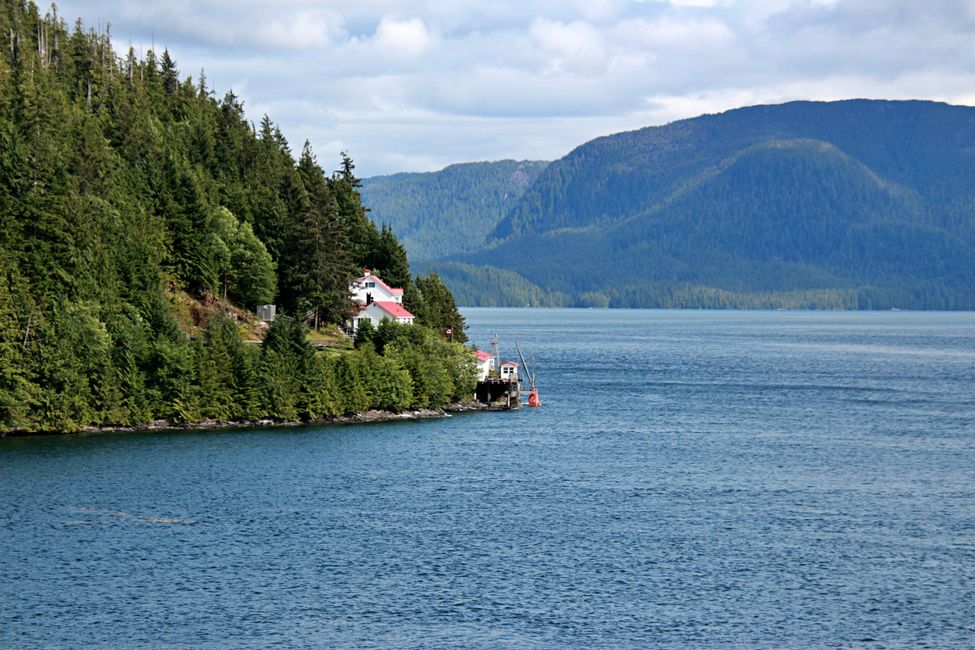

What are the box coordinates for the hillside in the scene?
[451,100,975,309]
[361,160,547,261]
[0,3,472,433]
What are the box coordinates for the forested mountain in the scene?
[0,2,471,433]
[450,100,975,309]
[361,160,547,261]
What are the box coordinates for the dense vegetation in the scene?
[360,160,547,262]
[0,2,471,433]
[443,101,975,309]
[427,262,570,307]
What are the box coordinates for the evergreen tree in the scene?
[0,3,470,432]
[160,48,178,97]
[415,272,467,343]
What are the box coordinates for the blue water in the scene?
[2,309,974,648]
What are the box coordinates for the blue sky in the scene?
[53,0,975,176]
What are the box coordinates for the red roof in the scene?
[355,272,404,297]
[474,350,495,361]
[366,301,415,319]
[500,361,519,367]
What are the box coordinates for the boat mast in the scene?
[514,340,534,390]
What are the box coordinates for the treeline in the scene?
[182,316,474,425]
[0,2,468,432]
[430,263,867,310]
[0,310,475,432]
[431,262,571,307]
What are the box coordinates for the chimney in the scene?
[363,268,371,277]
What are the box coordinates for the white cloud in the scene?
[50,0,975,176]
[372,17,433,57]
[260,13,334,50]
[530,18,608,74]
[613,17,736,50]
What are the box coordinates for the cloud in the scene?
[50,0,975,176]
[371,17,433,57]
[530,18,608,74]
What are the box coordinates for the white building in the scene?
[499,361,519,381]
[350,269,404,305]
[352,301,415,332]
[348,269,415,334]
[474,350,495,381]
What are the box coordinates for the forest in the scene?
[0,1,473,433]
[363,100,975,309]
[450,101,975,309]
[360,160,547,262]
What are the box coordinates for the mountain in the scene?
[449,100,975,309]
[361,160,548,262]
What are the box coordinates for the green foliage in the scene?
[414,272,468,343]
[426,262,571,308]
[366,225,411,290]
[194,314,246,420]
[210,206,277,308]
[259,316,312,420]
[370,321,476,407]
[353,319,376,349]
[360,160,548,262]
[278,142,355,325]
[0,3,469,432]
[302,353,342,420]
[454,102,975,309]
[228,221,276,308]
[333,353,369,415]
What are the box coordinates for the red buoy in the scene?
[528,388,541,407]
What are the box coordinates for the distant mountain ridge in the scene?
[448,100,975,309]
[361,160,548,262]
[491,99,975,241]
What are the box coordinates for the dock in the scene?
[475,377,521,409]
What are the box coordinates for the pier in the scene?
[474,377,520,409]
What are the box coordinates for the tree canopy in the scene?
[0,2,471,432]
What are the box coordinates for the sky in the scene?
[53,0,975,177]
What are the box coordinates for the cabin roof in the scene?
[367,301,415,319]
[500,361,519,367]
[474,350,495,361]
[355,271,404,296]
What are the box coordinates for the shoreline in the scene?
[0,402,491,440]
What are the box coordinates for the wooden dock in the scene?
[475,377,520,409]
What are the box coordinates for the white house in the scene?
[348,269,415,334]
[351,301,415,333]
[474,350,495,381]
[350,269,404,305]
[499,361,519,381]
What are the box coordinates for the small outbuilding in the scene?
[499,361,519,381]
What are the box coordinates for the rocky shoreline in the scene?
[0,402,491,439]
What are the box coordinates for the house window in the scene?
[365,282,376,288]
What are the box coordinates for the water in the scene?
[2,309,974,648]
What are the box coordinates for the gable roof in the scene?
[364,301,415,319]
[474,350,495,362]
[354,272,404,296]
[500,361,519,367]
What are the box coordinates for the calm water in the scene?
[2,309,974,648]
